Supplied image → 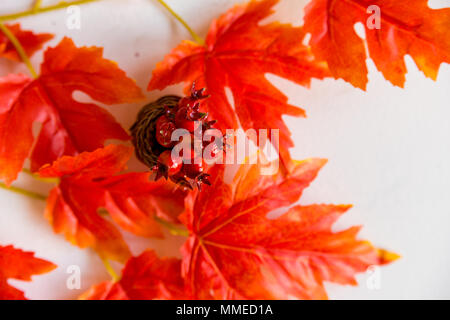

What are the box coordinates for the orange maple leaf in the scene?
[0,37,144,186]
[0,23,53,61]
[303,0,450,89]
[180,161,398,299]
[0,245,56,300]
[39,144,186,263]
[80,250,185,300]
[148,0,329,174]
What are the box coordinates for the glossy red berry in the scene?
[176,119,201,132]
[155,115,176,147]
[177,98,192,113]
[157,150,182,176]
[183,159,204,179]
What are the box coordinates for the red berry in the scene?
[176,119,201,132]
[156,114,170,126]
[175,106,188,121]
[177,97,192,111]
[156,115,176,147]
[176,101,202,119]
[183,159,204,179]
[157,150,182,176]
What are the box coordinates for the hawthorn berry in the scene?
[183,160,204,179]
[155,115,176,147]
[158,150,182,175]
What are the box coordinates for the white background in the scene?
[0,0,449,299]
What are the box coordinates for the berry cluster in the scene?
[152,86,218,190]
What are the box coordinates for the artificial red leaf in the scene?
[80,250,185,300]
[148,0,329,174]
[303,0,450,89]
[0,37,144,185]
[0,245,56,300]
[0,23,53,61]
[101,172,186,237]
[180,161,398,299]
[38,144,186,262]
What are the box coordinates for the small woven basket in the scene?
[130,95,181,169]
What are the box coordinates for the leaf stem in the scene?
[22,168,59,184]
[101,258,120,282]
[33,0,44,11]
[155,0,205,46]
[0,0,103,21]
[0,182,47,201]
[154,216,189,237]
[0,22,38,78]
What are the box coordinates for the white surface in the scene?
[0,0,449,300]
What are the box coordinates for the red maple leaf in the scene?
[180,161,398,299]
[0,23,53,61]
[80,250,185,300]
[0,245,56,300]
[303,0,450,89]
[148,0,329,174]
[39,144,186,263]
[0,37,144,185]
